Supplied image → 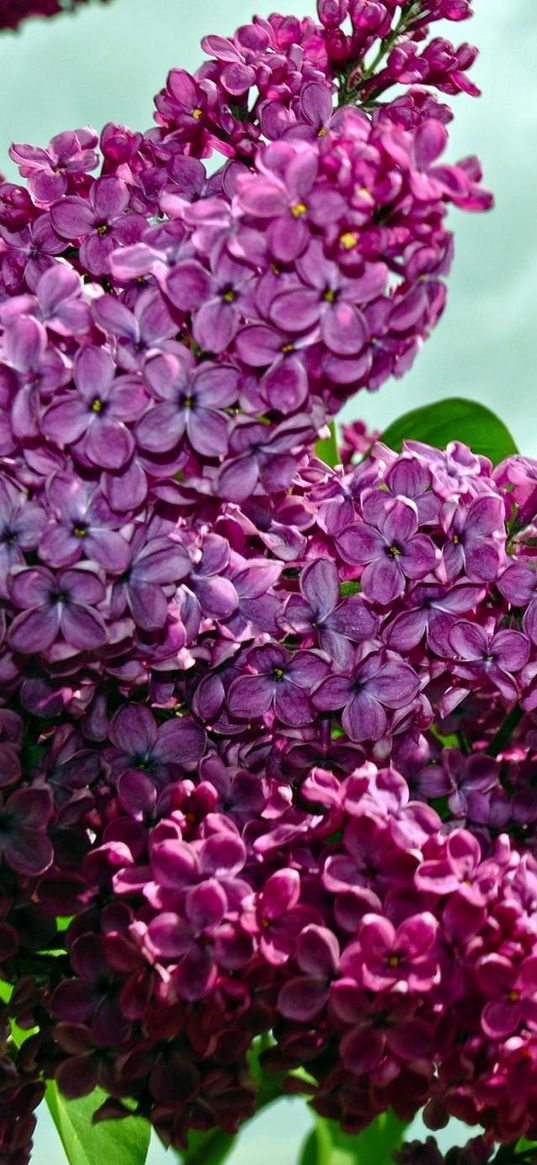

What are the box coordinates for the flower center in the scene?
[222,288,236,303]
[281,342,295,354]
[96,223,109,236]
[73,525,88,538]
[52,591,69,605]
[387,953,401,969]
[192,108,204,120]
[323,288,337,303]
[388,544,402,557]
[272,667,286,682]
[91,398,104,413]
[290,202,307,218]
[339,232,358,251]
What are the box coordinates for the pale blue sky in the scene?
[0,1,536,1161]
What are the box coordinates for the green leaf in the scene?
[381,397,518,464]
[315,421,340,468]
[298,1110,408,1165]
[299,1122,333,1165]
[177,1126,235,1165]
[45,1083,151,1165]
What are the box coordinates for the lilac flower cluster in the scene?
[0,0,111,33]
[1,3,527,1163]
[0,106,490,508]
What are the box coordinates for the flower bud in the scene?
[317,0,349,29]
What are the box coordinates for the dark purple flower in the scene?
[278,924,339,1020]
[384,581,485,654]
[108,704,206,787]
[228,644,329,727]
[110,525,190,632]
[0,786,53,876]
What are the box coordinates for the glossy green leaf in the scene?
[298,1110,408,1165]
[381,397,518,464]
[45,1083,150,1165]
[315,421,340,468]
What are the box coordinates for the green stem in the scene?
[487,704,525,758]
[339,1,421,106]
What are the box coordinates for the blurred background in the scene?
[0,0,535,1160]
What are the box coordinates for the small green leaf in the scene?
[315,421,340,468]
[299,1110,408,1165]
[381,398,518,464]
[45,1083,151,1165]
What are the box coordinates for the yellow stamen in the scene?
[339,231,358,251]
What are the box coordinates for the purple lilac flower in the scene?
[337,498,438,605]
[283,557,377,661]
[39,475,130,572]
[135,351,238,459]
[50,176,143,276]
[228,644,329,727]
[312,646,421,741]
[8,564,107,653]
[448,621,529,701]
[10,129,99,206]
[42,346,147,470]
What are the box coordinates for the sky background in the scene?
[0,0,535,1161]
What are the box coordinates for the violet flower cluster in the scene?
[2,3,531,1165]
[4,436,537,1159]
[0,0,112,33]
